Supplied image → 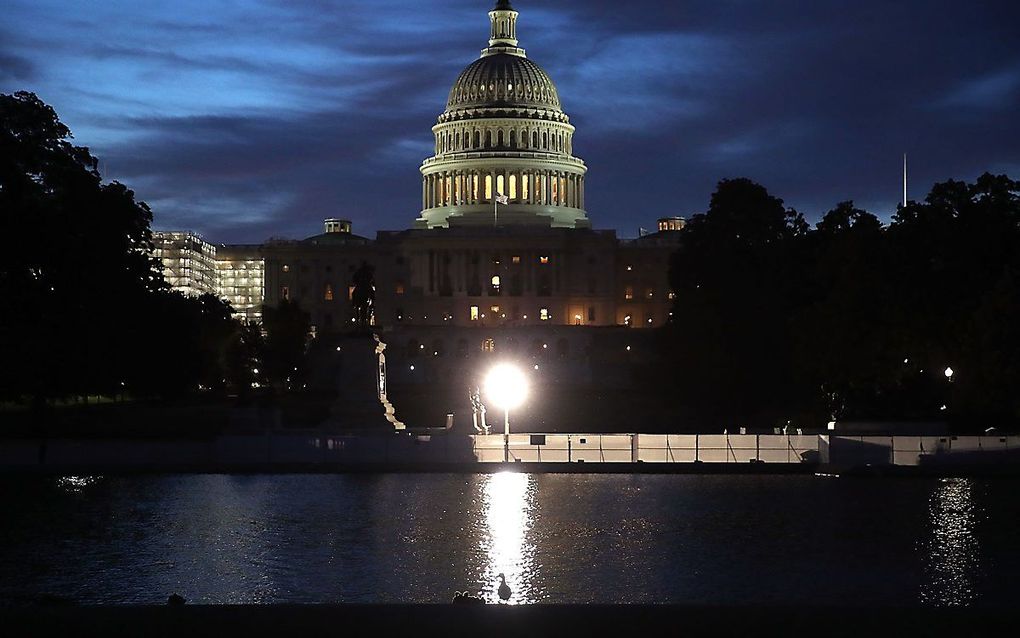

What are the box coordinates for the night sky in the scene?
[2,0,1019,243]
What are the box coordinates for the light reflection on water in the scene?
[55,475,102,493]
[920,478,981,606]
[1,474,1018,605]
[478,472,538,604]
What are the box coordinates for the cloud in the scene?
[3,0,1020,240]
[936,65,1020,110]
[0,50,35,81]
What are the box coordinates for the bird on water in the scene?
[497,573,512,603]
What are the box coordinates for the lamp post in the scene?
[484,363,529,463]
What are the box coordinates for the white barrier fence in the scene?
[471,433,820,464]
[471,433,1020,465]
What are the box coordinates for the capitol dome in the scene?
[416,1,589,229]
[446,53,562,113]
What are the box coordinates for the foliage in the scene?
[0,91,256,405]
[261,299,311,390]
[664,174,1020,430]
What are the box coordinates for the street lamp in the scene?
[484,363,529,462]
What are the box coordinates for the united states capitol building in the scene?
[154,1,684,336]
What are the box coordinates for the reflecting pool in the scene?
[1,474,1019,605]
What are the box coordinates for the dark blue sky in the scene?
[2,0,1019,242]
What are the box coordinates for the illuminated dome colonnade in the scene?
[417,1,589,229]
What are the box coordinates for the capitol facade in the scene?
[153,1,683,336]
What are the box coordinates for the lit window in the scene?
[482,338,495,352]
[574,314,582,325]
[282,264,290,273]
[281,286,290,300]
[491,305,500,313]
[539,256,549,264]
[668,291,676,300]
[540,308,549,321]
[348,285,355,300]
[626,265,633,272]
[470,306,479,321]
[324,284,334,301]
[512,255,521,264]
[491,275,501,287]
[624,286,634,300]
[396,282,405,295]
[624,314,632,326]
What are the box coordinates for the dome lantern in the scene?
[484,1,524,58]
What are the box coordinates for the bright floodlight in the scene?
[484,363,528,411]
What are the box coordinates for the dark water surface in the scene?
[2,474,1018,606]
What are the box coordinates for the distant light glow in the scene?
[484,363,528,411]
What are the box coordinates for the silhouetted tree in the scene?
[261,299,310,390]
[0,91,163,404]
[665,178,809,427]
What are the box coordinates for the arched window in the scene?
[533,131,539,147]
[474,130,481,148]
[509,174,517,199]
[485,174,492,200]
[542,131,548,149]
[485,130,492,148]
[324,284,334,301]
[509,129,516,148]
[473,173,479,200]
[481,338,495,353]
[497,130,504,147]
[522,173,530,200]
[496,174,504,197]
[551,176,558,205]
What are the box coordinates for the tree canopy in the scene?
[662,174,1020,430]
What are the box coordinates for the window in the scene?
[624,286,634,300]
[395,282,405,295]
[281,286,290,300]
[470,306,479,321]
[282,264,290,273]
[624,314,632,326]
[348,285,355,300]
[491,275,500,287]
[491,305,500,314]
[482,338,495,352]
[668,291,676,300]
[540,308,549,321]
[485,175,492,200]
[324,284,334,301]
[539,255,549,265]
[512,255,521,264]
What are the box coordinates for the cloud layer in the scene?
[2,0,1019,241]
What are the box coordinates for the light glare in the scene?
[484,363,529,410]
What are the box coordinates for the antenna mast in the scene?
[902,153,908,207]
